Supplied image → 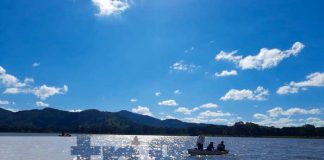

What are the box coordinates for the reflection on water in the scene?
[0,134,324,160]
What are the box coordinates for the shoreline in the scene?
[1,132,323,139]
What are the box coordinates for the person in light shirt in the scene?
[196,132,205,150]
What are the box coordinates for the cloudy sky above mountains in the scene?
[1,0,324,127]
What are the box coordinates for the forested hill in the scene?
[0,108,323,137]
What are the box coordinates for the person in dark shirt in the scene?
[217,141,225,151]
[206,142,214,151]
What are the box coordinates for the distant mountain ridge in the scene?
[0,107,324,138]
[0,108,200,134]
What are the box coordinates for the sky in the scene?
[1,0,324,127]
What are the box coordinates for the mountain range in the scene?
[0,107,323,137]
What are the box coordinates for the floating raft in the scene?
[188,149,229,156]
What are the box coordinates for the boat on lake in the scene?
[188,149,229,156]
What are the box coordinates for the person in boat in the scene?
[217,141,225,151]
[196,132,205,151]
[206,142,214,151]
[59,132,71,137]
[131,136,140,145]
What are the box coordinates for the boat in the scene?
[188,149,229,156]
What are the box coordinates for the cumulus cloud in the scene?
[174,107,199,115]
[215,42,304,70]
[92,0,130,16]
[199,110,231,117]
[220,86,269,101]
[4,85,68,100]
[267,107,321,117]
[170,60,199,72]
[199,103,218,109]
[254,107,323,127]
[35,101,49,107]
[131,106,152,116]
[215,70,237,77]
[33,85,68,100]
[302,117,324,127]
[277,72,324,95]
[130,98,137,102]
[1,66,68,100]
[0,67,32,88]
[158,99,178,106]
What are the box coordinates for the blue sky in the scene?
[1,0,324,127]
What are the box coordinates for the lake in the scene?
[0,134,323,160]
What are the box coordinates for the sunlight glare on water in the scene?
[0,134,323,160]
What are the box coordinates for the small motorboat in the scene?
[188,149,229,156]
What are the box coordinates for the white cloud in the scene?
[215,70,237,77]
[4,85,68,100]
[182,117,208,124]
[92,0,130,16]
[1,66,68,100]
[267,107,321,117]
[0,67,28,88]
[174,107,199,115]
[199,110,231,117]
[199,103,218,109]
[174,89,181,95]
[277,72,324,95]
[215,50,242,63]
[209,118,229,123]
[158,99,178,106]
[0,66,5,74]
[24,78,34,84]
[130,98,137,102]
[303,117,324,127]
[215,42,304,70]
[69,109,83,112]
[254,107,323,127]
[155,92,161,96]
[35,101,49,107]
[170,60,199,72]
[33,85,68,100]
[220,86,269,101]
[161,115,176,120]
[253,113,268,120]
[0,100,10,105]
[0,107,19,112]
[32,63,40,67]
[131,106,153,116]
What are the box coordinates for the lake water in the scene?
[0,134,323,160]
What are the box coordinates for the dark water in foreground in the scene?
[0,134,323,160]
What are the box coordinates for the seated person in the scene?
[206,142,214,151]
[217,141,225,151]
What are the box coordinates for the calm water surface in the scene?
[0,134,323,160]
